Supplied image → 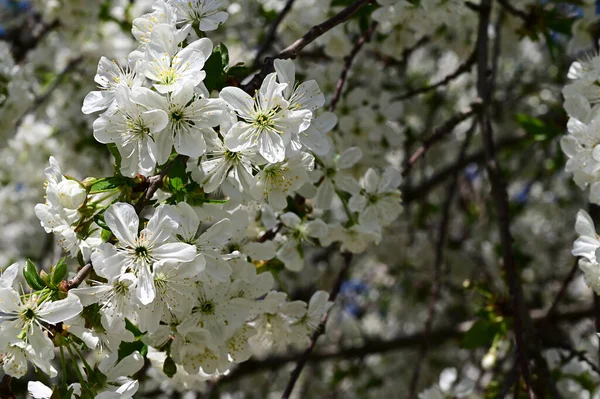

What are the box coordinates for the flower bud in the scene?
[56,179,87,209]
[481,350,497,370]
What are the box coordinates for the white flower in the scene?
[173,202,233,285]
[220,73,312,163]
[93,86,169,177]
[178,280,251,341]
[171,327,224,374]
[222,209,277,262]
[249,291,306,349]
[0,264,83,357]
[562,117,600,176]
[1,340,57,378]
[56,179,87,209]
[277,213,328,271]
[168,0,229,31]
[251,152,315,211]
[137,259,204,334]
[71,272,138,333]
[133,85,223,158]
[132,1,186,51]
[92,202,196,304]
[224,324,256,364]
[572,209,600,293]
[349,167,403,234]
[289,290,333,345]
[274,59,325,113]
[312,146,362,210]
[34,157,82,254]
[82,57,143,115]
[28,381,53,399]
[321,223,381,254]
[93,351,144,399]
[144,24,212,93]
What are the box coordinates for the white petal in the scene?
[28,381,53,399]
[37,294,83,324]
[337,147,362,169]
[280,212,302,228]
[104,203,139,246]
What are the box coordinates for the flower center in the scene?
[254,112,275,130]
[127,118,150,138]
[160,68,179,85]
[22,308,35,320]
[197,300,215,315]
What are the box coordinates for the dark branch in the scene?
[66,263,93,289]
[240,0,375,94]
[216,305,596,385]
[253,0,297,68]
[407,121,476,398]
[402,134,527,203]
[134,155,189,213]
[280,252,353,399]
[402,103,480,178]
[394,47,477,101]
[329,22,378,112]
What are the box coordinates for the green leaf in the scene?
[101,228,113,242]
[117,339,147,362]
[167,159,188,193]
[227,64,250,80]
[89,176,134,193]
[24,259,46,290]
[163,355,177,378]
[216,43,229,71]
[51,258,68,286]
[203,43,230,92]
[118,319,147,361]
[107,143,122,173]
[461,320,502,349]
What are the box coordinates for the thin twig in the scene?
[402,103,480,177]
[329,22,378,112]
[476,0,534,396]
[496,0,529,21]
[280,252,353,399]
[15,57,83,129]
[134,155,189,213]
[402,135,527,203]
[394,48,477,101]
[215,305,596,385]
[552,344,600,376]
[253,0,297,68]
[546,258,579,317]
[407,121,476,398]
[240,0,375,94]
[66,263,93,289]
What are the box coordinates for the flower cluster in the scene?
[0,0,405,395]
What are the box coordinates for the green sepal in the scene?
[24,259,46,290]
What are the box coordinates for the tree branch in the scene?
[546,258,579,318]
[216,305,596,386]
[394,47,477,101]
[253,0,297,68]
[402,103,480,178]
[240,0,375,94]
[66,263,93,289]
[134,155,189,213]
[329,22,378,112]
[407,121,476,398]
[475,0,536,396]
[280,252,353,399]
[402,134,527,203]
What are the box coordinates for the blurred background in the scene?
[1,0,599,398]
